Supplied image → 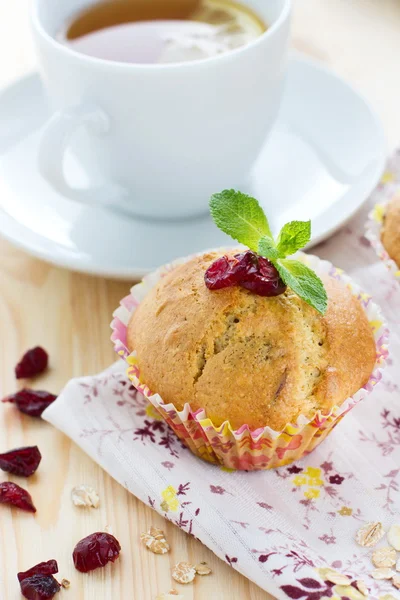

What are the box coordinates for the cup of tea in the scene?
[31,0,291,220]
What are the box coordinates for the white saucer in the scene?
[0,54,386,280]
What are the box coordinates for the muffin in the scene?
[112,249,386,469]
[381,195,400,267]
[126,250,376,432]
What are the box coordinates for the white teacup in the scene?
[31,0,291,220]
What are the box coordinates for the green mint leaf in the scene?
[276,258,328,315]
[258,236,281,260]
[276,221,311,257]
[210,190,273,252]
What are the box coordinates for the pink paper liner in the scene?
[111,250,388,470]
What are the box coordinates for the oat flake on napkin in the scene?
[44,154,400,600]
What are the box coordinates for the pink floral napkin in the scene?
[44,156,400,600]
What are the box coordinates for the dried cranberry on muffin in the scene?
[127,249,376,431]
[381,195,400,267]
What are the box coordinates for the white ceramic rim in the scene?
[30,0,291,71]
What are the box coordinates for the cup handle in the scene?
[38,103,131,214]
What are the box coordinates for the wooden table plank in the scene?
[1,1,400,598]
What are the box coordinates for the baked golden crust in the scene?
[381,195,400,267]
[127,251,376,431]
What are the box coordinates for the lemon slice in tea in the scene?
[192,0,266,38]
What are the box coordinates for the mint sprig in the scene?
[276,220,311,257]
[209,190,273,252]
[275,259,327,315]
[209,190,328,315]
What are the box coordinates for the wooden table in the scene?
[1,1,400,598]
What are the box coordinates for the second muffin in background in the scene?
[366,193,400,282]
[381,195,400,267]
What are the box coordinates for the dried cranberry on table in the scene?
[2,389,57,418]
[205,250,286,297]
[18,560,60,599]
[0,481,36,512]
[19,575,61,600]
[15,346,49,379]
[0,446,42,477]
[73,532,121,573]
[18,560,59,582]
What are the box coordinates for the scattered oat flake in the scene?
[156,591,183,600]
[324,570,352,585]
[396,558,400,572]
[140,527,170,555]
[379,595,397,600]
[387,525,400,551]
[318,567,333,578]
[334,585,365,600]
[195,562,212,575]
[61,578,71,588]
[71,485,99,508]
[392,575,400,590]
[371,568,394,580]
[355,580,369,596]
[372,546,397,568]
[356,521,385,547]
[149,526,166,539]
[172,562,196,584]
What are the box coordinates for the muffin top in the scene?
[127,250,376,431]
[381,195,400,267]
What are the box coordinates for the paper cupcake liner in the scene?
[366,199,400,283]
[111,250,388,471]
